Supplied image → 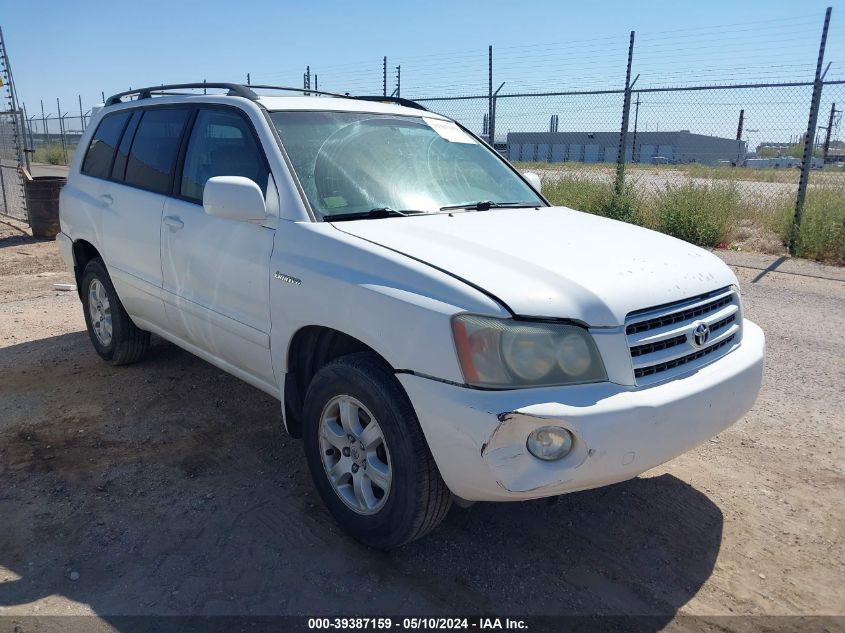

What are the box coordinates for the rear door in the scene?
[100,106,191,327]
[160,106,276,388]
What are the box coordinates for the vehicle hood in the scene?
[332,207,737,326]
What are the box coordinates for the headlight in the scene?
[452,315,607,388]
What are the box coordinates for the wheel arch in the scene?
[72,239,103,298]
[283,325,396,438]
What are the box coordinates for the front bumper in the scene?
[398,319,765,502]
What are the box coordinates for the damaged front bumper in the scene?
[398,319,765,502]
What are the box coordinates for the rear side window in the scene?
[81,111,131,178]
[180,109,269,201]
[110,110,142,181]
[124,108,190,195]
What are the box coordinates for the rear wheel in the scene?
[81,258,149,365]
[303,352,451,548]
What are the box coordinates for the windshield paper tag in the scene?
[424,117,476,144]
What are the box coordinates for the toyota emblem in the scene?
[691,321,711,348]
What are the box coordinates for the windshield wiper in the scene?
[323,207,426,222]
[439,201,540,211]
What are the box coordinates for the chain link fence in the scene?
[23,110,89,167]
[413,78,843,261]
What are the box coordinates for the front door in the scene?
[160,106,276,389]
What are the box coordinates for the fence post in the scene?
[488,45,493,145]
[491,81,504,152]
[28,116,35,158]
[18,108,30,172]
[791,6,832,255]
[41,100,48,147]
[615,31,635,195]
[57,98,68,164]
[0,167,7,215]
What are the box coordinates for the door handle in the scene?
[100,194,113,206]
[163,215,184,231]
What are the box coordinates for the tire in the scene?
[303,352,451,548]
[81,258,149,365]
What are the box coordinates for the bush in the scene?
[792,187,845,264]
[542,175,641,224]
[652,181,740,247]
[530,163,843,264]
[33,144,67,165]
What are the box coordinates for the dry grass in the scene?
[541,172,843,264]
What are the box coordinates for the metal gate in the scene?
[1,26,28,222]
[0,109,28,221]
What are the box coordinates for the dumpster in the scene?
[24,175,65,240]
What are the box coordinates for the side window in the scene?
[81,111,131,179]
[180,109,269,201]
[110,110,142,181]
[124,108,190,195]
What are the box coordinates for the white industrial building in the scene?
[507,130,746,165]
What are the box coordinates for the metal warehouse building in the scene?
[507,130,746,165]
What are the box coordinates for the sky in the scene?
[2,0,844,147]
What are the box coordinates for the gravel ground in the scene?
[0,217,843,629]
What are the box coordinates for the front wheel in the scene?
[302,352,451,548]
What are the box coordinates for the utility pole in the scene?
[791,6,832,254]
[383,56,387,96]
[396,65,401,98]
[736,108,745,165]
[822,101,839,162]
[314,74,318,93]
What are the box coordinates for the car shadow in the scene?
[0,331,723,631]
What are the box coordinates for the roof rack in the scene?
[354,96,428,111]
[105,83,257,106]
[104,83,429,111]
[246,84,351,99]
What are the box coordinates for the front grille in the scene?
[635,334,736,379]
[625,287,742,385]
[630,334,686,358]
[626,293,734,335]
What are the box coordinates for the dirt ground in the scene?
[0,217,843,629]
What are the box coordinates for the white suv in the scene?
[57,83,765,548]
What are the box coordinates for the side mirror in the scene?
[203,176,266,222]
[522,171,542,194]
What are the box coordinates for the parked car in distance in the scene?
[57,83,765,548]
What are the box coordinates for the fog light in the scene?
[526,426,574,461]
